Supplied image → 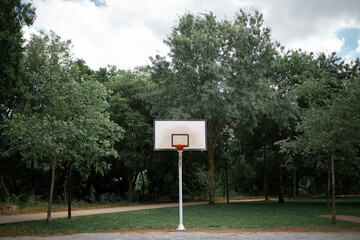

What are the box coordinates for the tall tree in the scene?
[0,1,36,193]
[0,0,35,117]
[278,56,360,223]
[299,73,360,224]
[150,9,278,205]
[106,69,153,203]
[2,33,122,223]
[264,50,318,203]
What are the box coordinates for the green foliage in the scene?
[0,177,9,202]
[9,194,20,204]
[152,9,278,128]
[150,9,280,204]
[89,186,97,203]
[105,69,153,201]
[4,32,122,173]
[25,193,39,207]
[2,32,122,222]
[0,0,36,116]
[294,63,360,157]
[1,4,360,209]
[99,193,121,204]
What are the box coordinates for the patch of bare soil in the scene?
[320,215,360,223]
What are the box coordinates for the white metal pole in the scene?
[177,150,185,230]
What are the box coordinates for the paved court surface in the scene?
[1,231,360,240]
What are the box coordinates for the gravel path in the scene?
[0,199,266,224]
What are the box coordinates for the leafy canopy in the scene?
[3,33,122,175]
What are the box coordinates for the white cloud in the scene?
[25,0,360,70]
[285,34,344,54]
[28,0,176,69]
[356,40,360,53]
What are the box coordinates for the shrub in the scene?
[0,177,9,202]
[100,193,119,203]
[89,186,97,203]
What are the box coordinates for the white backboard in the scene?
[154,120,207,151]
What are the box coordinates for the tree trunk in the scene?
[128,179,133,203]
[31,160,35,191]
[292,168,296,199]
[141,171,145,200]
[127,171,136,203]
[263,145,269,201]
[327,156,331,210]
[225,157,229,204]
[331,145,336,225]
[276,151,284,204]
[47,157,56,223]
[208,148,215,205]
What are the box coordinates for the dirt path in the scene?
[321,215,360,223]
[0,199,265,224]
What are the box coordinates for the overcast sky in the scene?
[24,0,360,70]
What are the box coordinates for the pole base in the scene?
[177,224,186,230]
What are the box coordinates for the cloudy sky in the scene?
[24,0,360,70]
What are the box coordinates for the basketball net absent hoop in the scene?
[154,120,207,230]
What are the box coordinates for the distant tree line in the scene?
[1,1,359,224]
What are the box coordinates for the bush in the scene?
[72,199,87,206]
[9,194,20,204]
[100,193,120,203]
[0,177,9,202]
[26,193,37,207]
[89,185,96,203]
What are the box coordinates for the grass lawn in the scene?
[0,196,359,237]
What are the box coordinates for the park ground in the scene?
[0,196,359,238]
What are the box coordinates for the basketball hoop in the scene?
[173,145,188,152]
[153,120,207,231]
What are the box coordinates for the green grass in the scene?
[1,196,359,237]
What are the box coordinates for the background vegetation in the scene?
[1,0,360,223]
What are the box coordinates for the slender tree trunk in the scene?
[47,156,56,223]
[331,145,336,225]
[128,180,133,203]
[222,169,226,198]
[296,177,299,195]
[141,171,145,200]
[127,171,136,203]
[208,148,215,205]
[225,157,229,204]
[276,151,284,204]
[327,156,331,210]
[292,168,296,199]
[263,145,269,201]
[31,160,35,191]
[68,164,71,219]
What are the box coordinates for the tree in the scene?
[106,69,153,203]
[268,51,346,203]
[150,9,278,204]
[0,0,35,117]
[277,57,360,223]
[299,74,360,224]
[0,2,36,195]
[2,33,122,223]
